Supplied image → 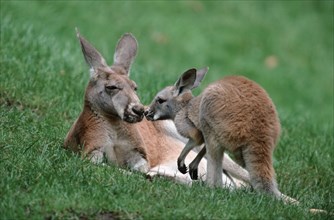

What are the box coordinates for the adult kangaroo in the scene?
[64,31,249,187]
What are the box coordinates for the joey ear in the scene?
[76,28,108,75]
[174,68,197,96]
[192,67,209,89]
[113,33,138,76]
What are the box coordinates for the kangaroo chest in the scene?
[174,108,203,145]
[98,120,148,170]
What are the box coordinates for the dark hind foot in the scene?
[189,168,198,180]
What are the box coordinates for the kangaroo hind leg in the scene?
[205,134,225,188]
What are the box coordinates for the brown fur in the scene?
[145,68,297,203]
[200,76,280,193]
[64,32,249,187]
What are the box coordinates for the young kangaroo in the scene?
[64,31,249,187]
[145,67,298,203]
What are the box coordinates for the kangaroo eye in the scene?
[105,85,118,91]
[134,86,138,91]
[157,97,166,104]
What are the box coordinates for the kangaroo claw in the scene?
[178,164,188,174]
[189,168,198,180]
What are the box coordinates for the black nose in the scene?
[132,105,144,116]
[144,109,154,121]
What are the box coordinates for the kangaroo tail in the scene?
[222,153,251,184]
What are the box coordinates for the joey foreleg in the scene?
[177,139,198,174]
[189,146,206,180]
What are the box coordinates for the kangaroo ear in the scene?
[76,28,108,76]
[113,33,138,76]
[192,67,209,89]
[174,68,197,96]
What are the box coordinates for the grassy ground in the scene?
[1,1,333,219]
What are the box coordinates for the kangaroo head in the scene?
[77,30,144,123]
[145,67,208,121]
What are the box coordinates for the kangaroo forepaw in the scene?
[189,168,198,180]
[177,160,188,174]
[178,164,188,174]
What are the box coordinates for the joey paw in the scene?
[177,162,188,174]
[189,168,198,180]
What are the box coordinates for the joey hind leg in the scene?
[233,148,246,168]
[177,139,199,174]
[206,147,224,187]
[189,145,206,180]
[205,136,225,187]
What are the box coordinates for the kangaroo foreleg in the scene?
[188,145,206,180]
[177,139,199,174]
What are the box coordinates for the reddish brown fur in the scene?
[200,76,280,195]
[145,68,297,202]
[64,108,185,168]
[64,32,249,187]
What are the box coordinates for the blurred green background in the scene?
[1,1,333,219]
[2,1,333,117]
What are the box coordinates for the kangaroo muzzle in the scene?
[124,103,145,123]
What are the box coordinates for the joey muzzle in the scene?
[144,109,155,121]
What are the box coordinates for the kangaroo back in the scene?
[200,75,280,152]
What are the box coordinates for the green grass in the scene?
[1,1,333,219]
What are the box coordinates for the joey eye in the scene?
[105,85,118,91]
[134,86,138,91]
[156,97,166,104]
